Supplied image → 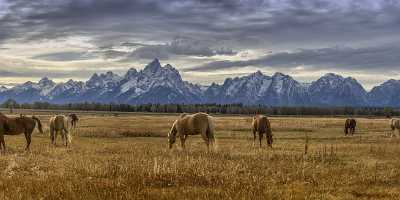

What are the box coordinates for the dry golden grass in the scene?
[0,112,400,199]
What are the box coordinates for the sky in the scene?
[0,0,400,90]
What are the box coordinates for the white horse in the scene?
[49,115,73,146]
[390,118,400,137]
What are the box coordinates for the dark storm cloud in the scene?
[2,0,400,48]
[185,44,400,72]
[1,0,400,75]
[122,37,237,61]
[32,51,97,61]
[95,37,237,61]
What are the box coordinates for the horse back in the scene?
[3,117,35,135]
[178,113,209,135]
[345,118,356,128]
[253,115,269,133]
[50,115,67,131]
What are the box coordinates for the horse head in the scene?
[168,120,178,149]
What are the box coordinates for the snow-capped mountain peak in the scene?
[86,71,122,88]
[125,68,138,79]
[143,58,162,75]
[368,79,400,107]
[0,58,398,107]
[38,77,56,87]
[309,73,367,106]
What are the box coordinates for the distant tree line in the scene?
[1,98,399,117]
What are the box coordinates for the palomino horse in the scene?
[0,113,43,150]
[252,115,273,147]
[49,115,72,146]
[390,118,400,137]
[168,113,215,150]
[344,118,357,136]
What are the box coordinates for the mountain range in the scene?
[0,58,399,107]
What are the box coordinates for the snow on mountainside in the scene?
[0,86,7,92]
[368,79,400,107]
[308,73,368,106]
[0,59,398,106]
[204,71,309,106]
[116,59,202,104]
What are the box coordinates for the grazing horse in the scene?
[0,113,43,150]
[252,115,273,147]
[390,118,400,137]
[344,118,357,136]
[168,113,215,150]
[49,115,72,146]
[68,113,79,129]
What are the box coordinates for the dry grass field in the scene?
[0,111,400,199]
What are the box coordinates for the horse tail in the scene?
[206,116,215,144]
[266,118,273,146]
[32,116,43,134]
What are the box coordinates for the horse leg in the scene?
[64,130,69,147]
[50,126,55,145]
[253,130,257,146]
[61,131,66,146]
[180,134,187,150]
[24,131,32,151]
[200,133,210,151]
[259,132,263,148]
[62,126,69,147]
[0,134,5,151]
[54,130,58,146]
[266,134,273,148]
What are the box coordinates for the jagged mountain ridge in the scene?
[0,58,398,106]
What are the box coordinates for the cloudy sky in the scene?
[1,0,400,89]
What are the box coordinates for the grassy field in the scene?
[0,112,399,199]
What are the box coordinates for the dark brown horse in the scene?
[344,118,357,135]
[252,115,273,147]
[0,113,43,150]
[68,113,79,129]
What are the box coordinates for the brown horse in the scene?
[168,113,215,150]
[0,113,43,150]
[344,118,357,135]
[252,115,273,147]
[68,113,79,129]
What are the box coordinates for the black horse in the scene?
[344,118,357,135]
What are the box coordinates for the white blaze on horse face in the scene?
[168,120,178,147]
